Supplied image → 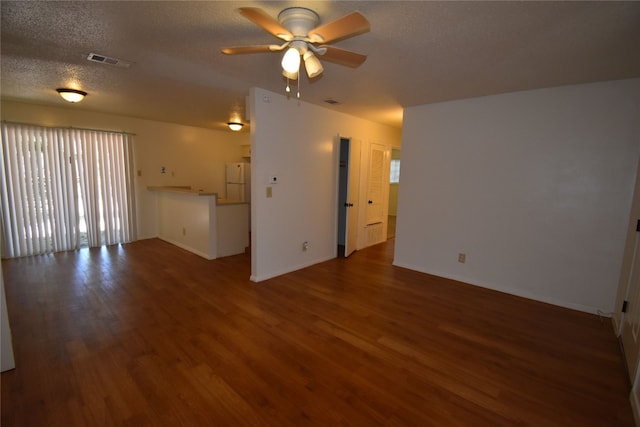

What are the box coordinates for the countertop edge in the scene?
[147,186,217,196]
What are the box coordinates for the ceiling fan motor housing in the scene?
[278,7,320,37]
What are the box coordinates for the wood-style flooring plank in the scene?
[1,238,634,426]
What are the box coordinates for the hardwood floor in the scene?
[1,238,634,426]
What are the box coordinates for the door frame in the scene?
[387,147,402,239]
[615,158,640,378]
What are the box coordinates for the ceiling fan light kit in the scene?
[56,88,87,103]
[281,46,301,73]
[222,6,370,99]
[282,69,298,80]
[303,51,323,79]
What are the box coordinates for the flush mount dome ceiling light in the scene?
[227,122,244,131]
[56,88,87,103]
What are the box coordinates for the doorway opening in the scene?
[388,148,401,239]
[337,137,359,258]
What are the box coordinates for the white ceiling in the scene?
[2,1,639,131]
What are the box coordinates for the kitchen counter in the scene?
[216,199,249,206]
[148,186,249,259]
[148,186,248,205]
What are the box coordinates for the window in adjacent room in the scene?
[389,159,401,184]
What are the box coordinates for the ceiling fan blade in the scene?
[221,45,282,55]
[308,12,370,44]
[239,7,293,41]
[319,46,367,68]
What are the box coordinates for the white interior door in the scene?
[366,143,386,225]
[364,143,387,247]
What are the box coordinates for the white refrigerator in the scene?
[225,162,250,202]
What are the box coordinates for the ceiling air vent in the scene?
[324,99,340,105]
[87,52,131,68]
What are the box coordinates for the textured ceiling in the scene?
[1,1,639,131]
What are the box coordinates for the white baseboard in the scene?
[391,260,603,315]
[251,255,335,283]
[158,237,214,260]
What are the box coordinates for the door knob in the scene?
[368,200,373,204]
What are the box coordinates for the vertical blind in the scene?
[0,122,137,258]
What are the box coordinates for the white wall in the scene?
[395,79,640,313]
[249,87,401,282]
[389,185,399,216]
[156,191,216,259]
[1,264,15,372]
[1,101,250,239]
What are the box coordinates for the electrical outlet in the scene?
[182,227,186,236]
[458,253,466,263]
[302,241,309,251]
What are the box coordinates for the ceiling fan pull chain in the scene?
[285,77,291,94]
[297,76,300,99]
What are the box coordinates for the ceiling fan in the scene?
[221,7,370,83]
